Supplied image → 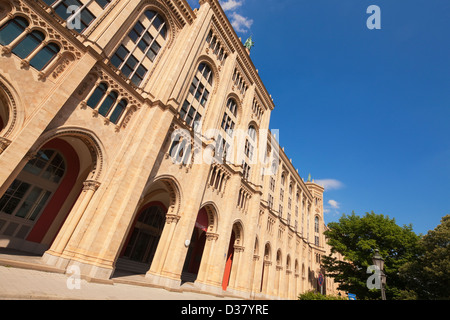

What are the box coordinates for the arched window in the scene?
[264,243,271,261]
[110,10,168,86]
[87,82,108,109]
[281,172,286,186]
[0,150,65,238]
[98,91,118,117]
[248,125,256,141]
[0,16,29,46]
[179,62,213,129]
[168,134,192,166]
[109,99,127,124]
[315,216,320,233]
[221,98,238,136]
[276,250,282,267]
[12,30,45,59]
[85,83,128,124]
[43,0,111,34]
[29,43,60,71]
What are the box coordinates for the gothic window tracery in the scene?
[86,82,128,124]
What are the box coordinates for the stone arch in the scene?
[195,55,220,94]
[276,249,283,267]
[0,75,23,140]
[129,0,178,50]
[254,236,259,255]
[222,220,245,291]
[247,120,259,139]
[231,219,244,247]
[0,131,103,253]
[30,127,106,182]
[143,175,182,218]
[199,201,219,234]
[264,242,272,262]
[224,92,243,123]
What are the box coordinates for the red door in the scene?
[222,231,235,291]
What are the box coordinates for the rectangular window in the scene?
[129,21,145,43]
[95,0,111,9]
[179,100,189,120]
[110,45,129,68]
[0,180,31,215]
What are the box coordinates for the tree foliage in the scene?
[322,211,421,300]
[399,215,450,300]
[298,290,346,300]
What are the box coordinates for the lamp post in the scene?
[372,249,386,300]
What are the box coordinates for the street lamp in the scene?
[372,249,386,300]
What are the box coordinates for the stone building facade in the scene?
[0,0,341,299]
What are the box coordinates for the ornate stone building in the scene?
[0,0,341,299]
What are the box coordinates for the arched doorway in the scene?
[117,177,180,275]
[0,149,67,240]
[222,222,244,291]
[0,136,95,254]
[122,203,166,266]
[182,207,209,282]
[222,230,235,291]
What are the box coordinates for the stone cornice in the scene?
[172,0,196,25]
[202,0,275,112]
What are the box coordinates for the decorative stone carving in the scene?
[0,136,11,154]
[82,180,101,192]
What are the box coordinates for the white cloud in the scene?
[328,200,340,209]
[229,12,253,33]
[315,179,344,191]
[219,0,243,12]
[323,199,341,218]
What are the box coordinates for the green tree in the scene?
[298,290,346,300]
[322,212,421,300]
[399,214,450,300]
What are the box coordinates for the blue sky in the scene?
[186,0,450,235]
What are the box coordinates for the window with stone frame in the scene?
[42,0,112,34]
[110,9,168,87]
[179,62,213,130]
[221,98,238,136]
[0,150,66,239]
[0,16,60,71]
[86,82,128,124]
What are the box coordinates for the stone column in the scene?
[228,245,244,290]
[250,254,261,296]
[261,260,271,295]
[195,232,219,284]
[43,180,101,265]
[147,214,180,276]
